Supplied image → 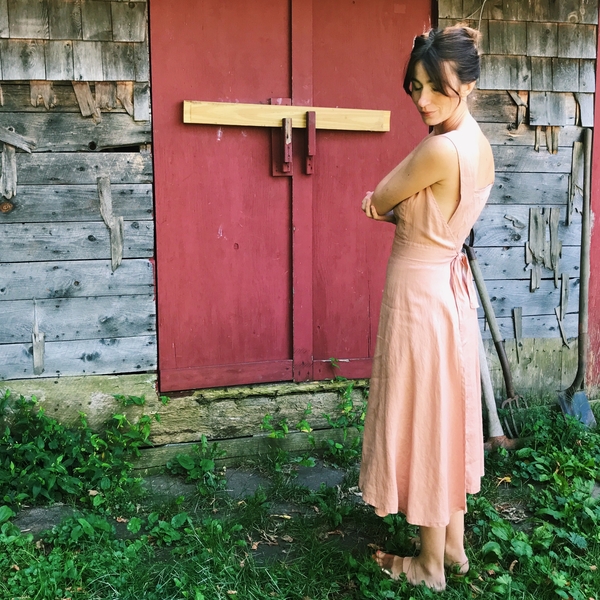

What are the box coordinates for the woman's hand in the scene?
[362,191,396,223]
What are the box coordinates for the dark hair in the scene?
[403,25,481,97]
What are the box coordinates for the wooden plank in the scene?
[479,55,531,90]
[183,100,391,132]
[480,312,578,340]
[111,0,146,42]
[475,277,579,320]
[0,335,156,381]
[0,112,150,151]
[133,38,149,81]
[474,204,581,247]
[492,144,572,172]
[558,0,599,25]
[0,295,155,344]
[45,40,74,80]
[488,20,527,55]
[48,0,82,40]
[8,0,49,38]
[574,92,594,126]
[0,123,35,151]
[133,81,150,121]
[530,57,553,91]
[487,171,570,203]
[81,0,112,41]
[468,89,518,123]
[72,81,100,118]
[529,91,577,126]
[552,58,580,92]
[0,0,9,37]
[102,41,135,80]
[527,22,558,57]
[291,0,313,381]
[579,59,596,92]
[557,23,597,59]
[0,83,84,112]
[474,245,580,280]
[73,40,103,81]
[14,152,152,184]
[116,80,133,115]
[0,259,154,300]
[95,81,116,109]
[480,123,583,147]
[0,39,46,80]
[0,220,154,262]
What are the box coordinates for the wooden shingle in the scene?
[111,1,146,42]
[48,0,82,40]
[529,0,561,23]
[81,0,112,41]
[529,91,577,125]
[558,0,599,25]
[102,41,135,80]
[8,0,49,39]
[574,92,594,126]
[134,38,149,81]
[530,57,553,90]
[579,59,596,91]
[552,58,580,91]
[45,40,74,80]
[73,40,103,80]
[0,0,9,38]
[479,55,531,90]
[557,23,597,58]
[489,20,527,54]
[527,22,558,56]
[0,39,46,79]
[437,0,463,19]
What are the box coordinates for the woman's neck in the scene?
[433,100,471,135]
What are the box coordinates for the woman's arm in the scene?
[370,135,458,215]
[362,191,397,223]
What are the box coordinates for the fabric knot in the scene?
[450,251,479,310]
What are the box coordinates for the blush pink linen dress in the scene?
[359,117,491,528]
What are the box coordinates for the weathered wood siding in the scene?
[439,0,597,370]
[0,1,154,381]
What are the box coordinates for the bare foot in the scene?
[373,551,446,591]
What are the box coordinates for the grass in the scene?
[1,389,600,599]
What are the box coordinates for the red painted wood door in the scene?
[150,0,430,392]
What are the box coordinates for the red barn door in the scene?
[150,0,430,392]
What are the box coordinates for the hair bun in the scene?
[448,23,482,48]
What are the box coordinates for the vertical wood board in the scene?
[0,0,8,37]
[552,58,580,91]
[488,20,527,55]
[527,22,558,57]
[557,23,597,58]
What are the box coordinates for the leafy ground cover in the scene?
[1,388,600,599]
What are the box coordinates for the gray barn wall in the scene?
[440,0,597,396]
[0,0,155,383]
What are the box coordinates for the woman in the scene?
[359,25,495,592]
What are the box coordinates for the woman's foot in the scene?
[444,557,469,575]
[373,550,446,591]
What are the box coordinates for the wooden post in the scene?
[291,0,313,381]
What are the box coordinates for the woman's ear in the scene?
[461,80,476,99]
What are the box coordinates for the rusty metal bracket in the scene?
[306,110,316,174]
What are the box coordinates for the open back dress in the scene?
[359,116,491,527]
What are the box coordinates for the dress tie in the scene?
[450,251,479,310]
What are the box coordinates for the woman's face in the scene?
[410,61,463,127]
